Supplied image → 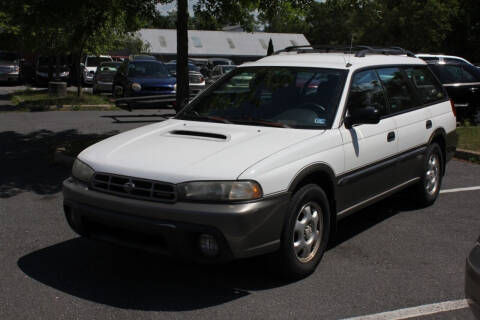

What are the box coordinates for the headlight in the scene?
[131,82,142,92]
[72,158,95,182]
[178,181,262,201]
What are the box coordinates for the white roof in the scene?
[241,52,427,70]
[137,29,310,57]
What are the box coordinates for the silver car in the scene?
[92,62,122,94]
[0,51,20,83]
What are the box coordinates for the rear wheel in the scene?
[276,184,331,279]
[412,143,443,206]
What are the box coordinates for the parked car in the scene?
[0,51,20,83]
[63,47,456,279]
[129,54,156,61]
[207,57,234,69]
[35,56,70,85]
[418,54,480,124]
[416,54,475,66]
[165,62,206,93]
[206,65,237,85]
[92,61,122,94]
[83,55,113,85]
[112,58,176,98]
[466,235,480,319]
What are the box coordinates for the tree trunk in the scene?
[55,54,60,81]
[176,0,189,112]
[75,52,83,97]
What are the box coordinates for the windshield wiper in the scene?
[230,118,290,128]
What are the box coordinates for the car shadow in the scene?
[0,129,118,198]
[17,237,289,311]
[331,191,421,248]
[16,189,422,311]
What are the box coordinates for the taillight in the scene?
[450,99,456,117]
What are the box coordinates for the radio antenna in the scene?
[346,34,353,67]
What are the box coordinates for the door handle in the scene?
[426,120,432,129]
[387,131,395,142]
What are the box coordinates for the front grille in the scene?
[189,73,203,83]
[91,173,177,203]
[98,75,113,82]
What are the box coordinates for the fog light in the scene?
[198,233,219,257]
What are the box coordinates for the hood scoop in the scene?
[168,130,229,141]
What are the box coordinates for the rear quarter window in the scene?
[404,66,446,105]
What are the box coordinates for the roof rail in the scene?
[274,45,416,58]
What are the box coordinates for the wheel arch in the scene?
[288,163,338,232]
[428,128,447,175]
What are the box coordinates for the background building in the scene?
[137,28,310,64]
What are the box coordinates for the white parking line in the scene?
[341,299,469,320]
[440,186,480,194]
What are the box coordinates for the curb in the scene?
[455,148,480,163]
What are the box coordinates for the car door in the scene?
[337,69,398,213]
[377,66,432,183]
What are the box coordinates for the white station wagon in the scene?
[63,47,457,278]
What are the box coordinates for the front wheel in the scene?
[276,184,331,279]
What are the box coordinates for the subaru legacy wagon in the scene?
[63,47,457,278]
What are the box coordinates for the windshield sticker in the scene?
[314,118,326,125]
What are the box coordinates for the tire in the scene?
[412,143,443,206]
[275,184,331,279]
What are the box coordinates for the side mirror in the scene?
[344,106,380,129]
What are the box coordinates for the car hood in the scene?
[79,119,323,183]
[130,77,176,86]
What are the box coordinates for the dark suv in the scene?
[419,56,480,124]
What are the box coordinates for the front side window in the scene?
[177,67,347,129]
[347,70,387,116]
[376,67,417,113]
[404,66,446,104]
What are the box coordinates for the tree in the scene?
[171,0,313,110]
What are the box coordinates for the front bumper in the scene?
[0,73,19,82]
[466,243,480,319]
[93,81,113,92]
[63,178,289,261]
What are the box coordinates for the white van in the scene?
[63,47,457,278]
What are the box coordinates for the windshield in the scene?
[222,66,236,73]
[99,62,121,72]
[177,67,347,129]
[165,63,200,72]
[128,61,170,78]
[86,57,112,67]
[0,52,18,64]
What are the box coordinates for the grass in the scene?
[11,89,116,111]
[457,126,480,152]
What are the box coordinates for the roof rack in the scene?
[274,45,416,58]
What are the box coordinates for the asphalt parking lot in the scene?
[1,109,479,320]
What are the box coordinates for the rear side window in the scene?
[430,64,480,84]
[376,67,417,113]
[347,70,387,116]
[404,66,446,105]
